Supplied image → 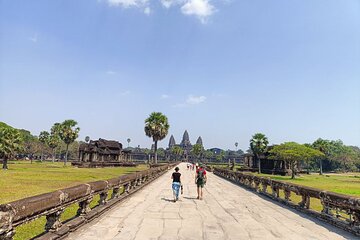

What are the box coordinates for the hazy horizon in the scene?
[1,0,359,150]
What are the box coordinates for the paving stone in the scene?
[66,163,356,240]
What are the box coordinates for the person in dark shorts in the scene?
[195,165,207,200]
[171,167,181,202]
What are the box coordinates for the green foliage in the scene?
[59,120,80,145]
[0,161,147,239]
[312,138,359,172]
[144,112,170,163]
[203,149,214,160]
[215,150,225,162]
[59,120,80,165]
[269,142,324,179]
[171,146,183,160]
[0,127,23,169]
[250,133,269,173]
[192,144,204,159]
[144,112,170,142]
[38,131,50,144]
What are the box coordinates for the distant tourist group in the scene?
[171,163,207,202]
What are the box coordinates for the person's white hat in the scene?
[196,163,199,166]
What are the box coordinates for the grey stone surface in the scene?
[66,163,357,240]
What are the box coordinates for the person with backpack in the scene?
[195,164,207,200]
[171,167,182,202]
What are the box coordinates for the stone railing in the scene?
[213,168,360,237]
[0,163,178,240]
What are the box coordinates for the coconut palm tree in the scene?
[0,127,23,170]
[127,138,131,148]
[171,146,183,161]
[144,112,170,164]
[85,136,90,143]
[59,120,80,166]
[235,142,239,151]
[39,131,50,162]
[312,138,330,175]
[250,133,269,174]
[48,134,60,163]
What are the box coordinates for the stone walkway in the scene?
[67,163,356,240]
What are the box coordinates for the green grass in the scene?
[253,172,360,197]
[248,172,360,217]
[0,161,147,240]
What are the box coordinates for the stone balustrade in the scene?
[0,163,178,240]
[213,168,360,237]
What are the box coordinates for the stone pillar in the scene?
[98,191,108,206]
[45,209,64,232]
[77,197,93,216]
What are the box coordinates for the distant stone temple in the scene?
[79,138,132,163]
[243,149,291,176]
[167,130,203,160]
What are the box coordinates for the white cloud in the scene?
[144,6,151,15]
[186,95,207,104]
[160,0,183,8]
[103,0,217,22]
[181,0,215,23]
[161,94,170,99]
[107,0,148,8]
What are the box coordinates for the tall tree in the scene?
[127,138,131,148]
[0,127,23,170]
[39,131,50,162]
[312,138,331,175]
[269,142,324,179]
[235,142,239,151]
[144,112,170,164]
[48,134,60,163]
[250,133,269,174]
[85,136,90,143]
[192,144,204,161]
[59,120,80,166]
[171,146,183,161]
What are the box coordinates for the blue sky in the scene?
[0,0,359,150]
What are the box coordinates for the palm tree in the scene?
[48,134,60,163]
[39,131,50,162]
[51,123,62,161]
[144,112,170,164]
[250,133,269,174]
[59,120,80,166]
[85,136,90,143]
[312,138,329,175]
[171,146,183,161]
[127,138,131,148]
[0,127,23,170]
[235,142,239,151]
[192,144,204,161]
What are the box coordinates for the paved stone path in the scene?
[67,163,356,240]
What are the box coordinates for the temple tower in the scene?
[196,136,203,147]
[169,135,176,149]
[181,130,191,148]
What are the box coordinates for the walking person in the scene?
[195,164,207,200]
[171,167,182,202]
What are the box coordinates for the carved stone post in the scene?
[111,187,121,199]
[77,196,93,216]
[0,207,15,240]
[271,185,279,198]
[284,189,291,202]
[262,183,268,193]
[298,194,310,209]
[320,195,333,216]
[45,209,64,232]
[353,211,360,227]
[98,191,108,205]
